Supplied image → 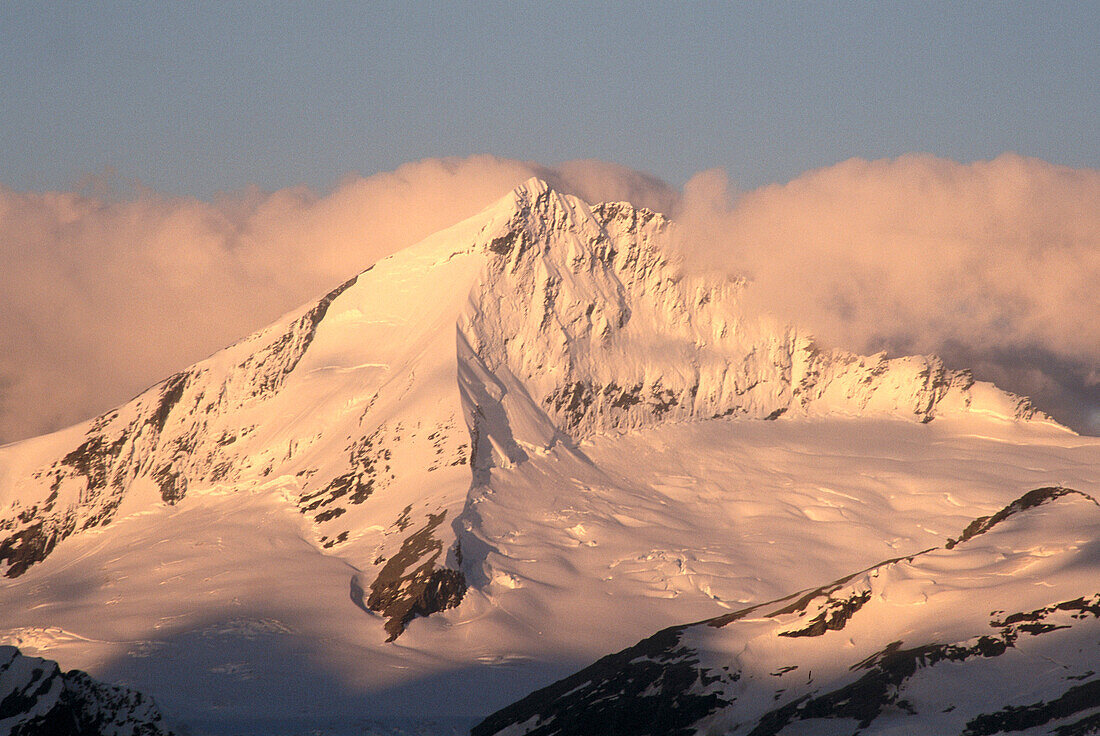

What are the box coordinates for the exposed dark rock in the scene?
[299,428,390,521]
[147,372,189,434]
[426,425,467,471]
[649,383,679,417]
[321,530,349,549]
[1054,710,1100,736]
[236,274,358,399]
[150,465,187,505]
[745,591,1100,736]
[314,507,345,523]
[963,679,1100,736]
[991,595,1100,640]
[591,201,665,237]
[544,382,596,431]
[471,623,731,736]
[477,489,1098,736]
[2,370,200,572]
[544,379,689,433]
[778,590,872,638]
[489,229,531,257]
[764,550,927,620]
[0,645,174,735]
[393,505,413,532]
[0,517,75,578]
[746,633,1004,736]
[365,512,466,641]
[58,431,128,499]
[603,382,643,409]
[947,487,1099,549]
[1,272,364,577]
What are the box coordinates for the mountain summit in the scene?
[0,179,1046,602]
[0,180,1088,732]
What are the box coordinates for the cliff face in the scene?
[462,180,1035,460]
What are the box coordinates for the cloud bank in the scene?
[1,154,1097,442]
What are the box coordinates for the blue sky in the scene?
[2,2,1096,196]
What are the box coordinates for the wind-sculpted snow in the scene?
[0,645,173,735]
[474,488,1100,736]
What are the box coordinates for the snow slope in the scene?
[0,179,1094,733]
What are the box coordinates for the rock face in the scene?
[0,178,1054,642]
[0,645,173,735]
[472,488,1100,736]
[353,510,468,641]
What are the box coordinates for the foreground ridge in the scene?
[473,487,1100,736]
[0,645,174,735]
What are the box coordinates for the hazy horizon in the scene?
[2,4,1096,197]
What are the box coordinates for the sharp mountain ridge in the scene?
[0,645,174,735]
[0,178,1057,642]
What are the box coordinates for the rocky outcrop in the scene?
[461,179,1046,454]
[0,277,361,579]
[0,645,173,735]
[352,511,467,641]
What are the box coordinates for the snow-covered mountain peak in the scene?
[1,179,1097,732]
[477,177,671,275]
[459,179,1050,449]
[0,180,1061,639]
[500,175,554,207]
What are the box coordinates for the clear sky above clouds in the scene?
[2,2,1096,195]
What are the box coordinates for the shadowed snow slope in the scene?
[0,180,1094,733]
[475,487,1100,736]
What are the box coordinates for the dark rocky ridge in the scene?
[470,623,731,736]
[946,486,1099,549]
[351,511,467,641]
[473,488,1100,736]
[0,645,174,735]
